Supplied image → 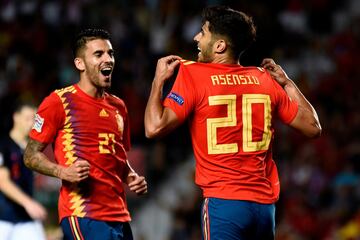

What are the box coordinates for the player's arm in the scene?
[145,55,182,138]
[24,138,90,183]
[261,58,322,138]
[0,166,47,220]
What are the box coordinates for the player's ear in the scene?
[74,57,85,71]
[214,39,227,54]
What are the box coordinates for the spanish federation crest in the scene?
[115,111,124,136]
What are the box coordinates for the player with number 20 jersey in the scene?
[146,6,321,240]
[164,60,298,203]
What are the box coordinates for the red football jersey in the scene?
[30,84,131,222]
[163,60,298,204]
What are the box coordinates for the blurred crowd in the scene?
[0,0,359,239]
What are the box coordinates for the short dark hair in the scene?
[73,28,111,57]
[202,6,256,59]
[13,100,36,114]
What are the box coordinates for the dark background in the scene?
[0,0,359,239]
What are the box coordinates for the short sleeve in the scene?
[163,63,197,123]
[29,92,65,144]
[273,81,298,124]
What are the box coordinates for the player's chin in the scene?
[197,57,207,63]
[197,54,209,63]
[196,52,202,62]
[101,79,112,88]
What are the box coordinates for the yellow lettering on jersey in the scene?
[219,75,226,85]
[211,74,260,86]
[252,76,259,84]
[246,75,253,84]
[233,75,240,84]
[240,75,247,84]
[211,75,220,85]
[226,74,233,85]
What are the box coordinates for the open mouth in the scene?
[197,46,202,57]
[100,67,112,77]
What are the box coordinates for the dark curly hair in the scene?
[202,6,256,59]
[73,28,111,57]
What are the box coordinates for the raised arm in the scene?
[144,55,182,138]
[261,58,322,138]
[24,138,90,182]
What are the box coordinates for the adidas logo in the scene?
[99,109,109,117]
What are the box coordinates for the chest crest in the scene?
[115,111,124,135]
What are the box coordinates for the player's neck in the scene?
[9,129,27,150]
[212,55,239,65]
[77,81,105,98]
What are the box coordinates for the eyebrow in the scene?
[93,49,114,55]
[92,50,103,56]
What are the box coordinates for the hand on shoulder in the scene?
[261,58,291,87]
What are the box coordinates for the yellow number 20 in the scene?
[207,94,272,154]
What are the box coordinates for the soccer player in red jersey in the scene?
[24,29,147,240]
[145,6,321,240]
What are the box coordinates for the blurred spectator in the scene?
[0,101,47,240]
